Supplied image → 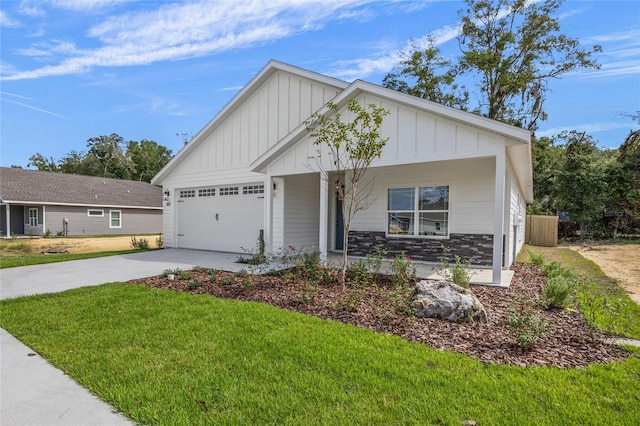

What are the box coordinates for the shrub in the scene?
[163,268,182,277]
[365,246,387,283]
[56,231,64,237]
[541,275,576,309]
[389,252,416,287]
[435,248,474,288]
[347,260,372,286]
[220,276,234,286]
[541,261,576,281]
[187,279,202,290]
[130,236,150,250]
[155,234,163,249]
[43,229,52,238]
[505,305,553,350]
[528,250,545,265]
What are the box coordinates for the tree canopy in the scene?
[383,0,601,131]
[28,133,172,183]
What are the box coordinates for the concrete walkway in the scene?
[0,249,251,425]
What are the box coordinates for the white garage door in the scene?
[176,184,264,252]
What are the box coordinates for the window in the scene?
[180,190,195,198]
[198,188,215,197]
[219,186,239,196]
[110,210,121,228]
[29,208,38,227]
[87,209,104,217]
[388,186,449,237]
[243,185,264,195]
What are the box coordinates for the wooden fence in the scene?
[525,215,558,247]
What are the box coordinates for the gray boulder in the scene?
[412,280,487,323]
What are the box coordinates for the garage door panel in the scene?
[177,189,263,252]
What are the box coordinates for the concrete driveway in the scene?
[0,248,247,425]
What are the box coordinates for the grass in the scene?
[0,236,150,268]
[1,283,639,425]
[519,244,640,340]
[0,249,141,269]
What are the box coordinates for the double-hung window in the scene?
[29,208,38,227]
[388,186,449,237]
[110,210,122,228]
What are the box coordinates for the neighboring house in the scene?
[0,167,163,237]
[152,60,533,284]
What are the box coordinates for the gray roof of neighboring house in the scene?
[0,167,162,208]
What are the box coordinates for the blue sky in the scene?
[1,0,638,168]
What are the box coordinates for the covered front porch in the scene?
[262,153,511,286]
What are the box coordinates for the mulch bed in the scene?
[128,263,631,368]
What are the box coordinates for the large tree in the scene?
[28,134,172,182]
[306,99,389,288]
[554,131,609,236]
[383,0,601,131]
[127,139,173,182]
[382,36,469,110]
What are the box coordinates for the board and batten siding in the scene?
[266,93,508,177]
[160,70,342,246]
[46,205,161,236]
[168,71,342,179]
[282,173,320,250]
[348,158,496,236]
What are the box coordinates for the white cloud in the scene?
[3,0,378,81]
[0,11,21,28]
[49,0,130,11]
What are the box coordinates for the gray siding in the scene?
[46,206,161,236]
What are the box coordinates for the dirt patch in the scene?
[129,263,631,369]
[31,235,160,254]
[568,244,640,305]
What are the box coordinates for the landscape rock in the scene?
[412,280,487,323]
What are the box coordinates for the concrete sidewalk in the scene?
[0,248,250,425]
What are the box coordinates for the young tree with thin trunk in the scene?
[306,99,389,288]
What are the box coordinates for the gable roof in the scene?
[151,60,349,185]
[248,79,533,202]
[0,167,162,209]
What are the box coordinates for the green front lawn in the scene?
[0,249,141,269]
[1,283,638,425]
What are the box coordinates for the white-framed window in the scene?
[198,188,215,197]
[110,210,122,228]
[387,186,449,237]
[87,209,104,217]
[180,190,195,198]
[243,185,264,195]
[28,208,38,227]
[219,186,239,196]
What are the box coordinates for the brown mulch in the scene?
[128,263,631,369]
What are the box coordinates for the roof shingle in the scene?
[0,167,162,208]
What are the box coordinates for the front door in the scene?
[335,195,344,250]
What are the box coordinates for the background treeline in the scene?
[26,133,172,183]
[530,122,640,239]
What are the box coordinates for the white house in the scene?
[152,60,533,284]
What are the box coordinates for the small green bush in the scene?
[505,306,553,350]
[347,260,372,286]
[155,234,163,249]
[187,279,202,290]
[528,250,546,265]
[130,236,150,250]
[220,277,234,286]
[43,229,52,238]
[541,275,576,309]
[390,252,416,287]
[541,261,574,279]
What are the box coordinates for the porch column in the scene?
[492,152,506,284]
[263,174,273,253]
[4,204,9,238]
[319,174,329,259]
